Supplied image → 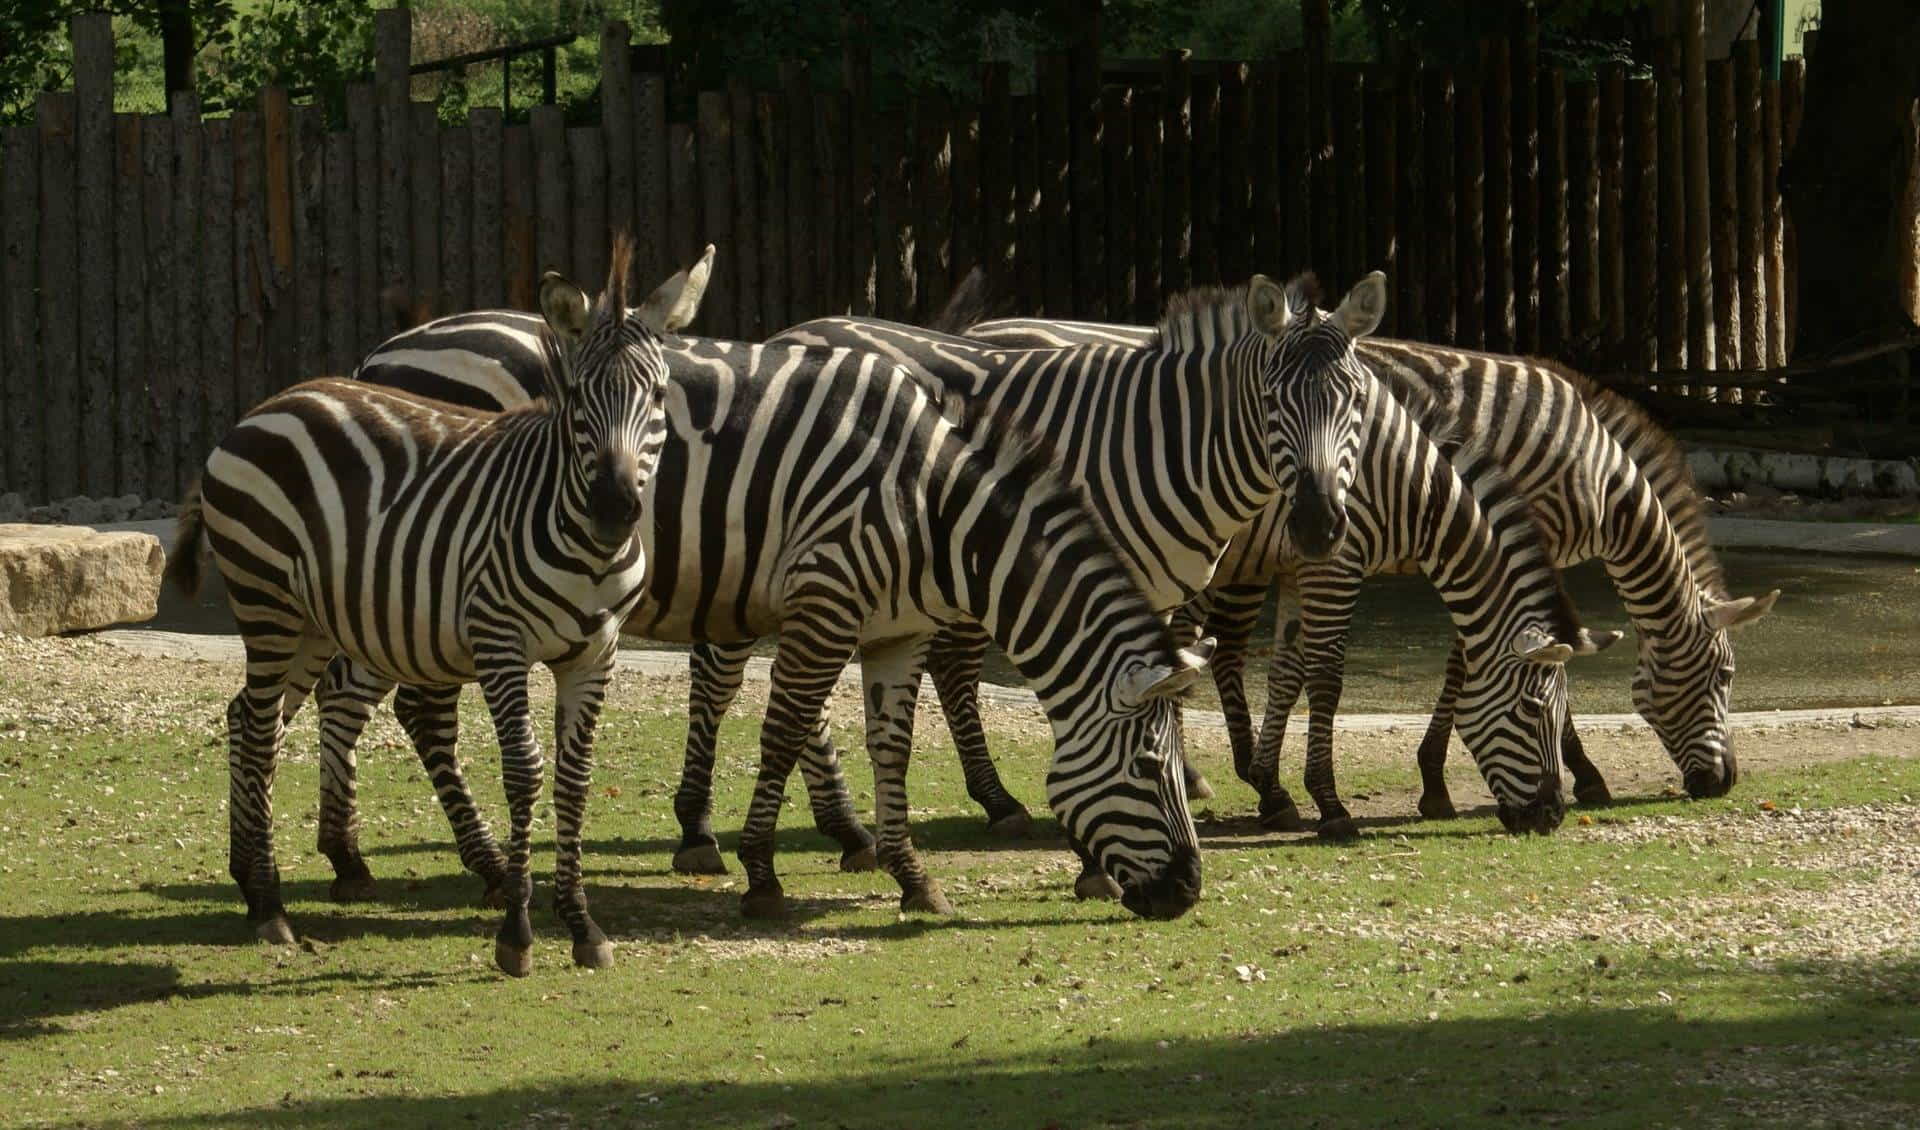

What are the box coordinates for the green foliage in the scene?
[196,0,378,119]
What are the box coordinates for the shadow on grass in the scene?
[30,957,1920,1130]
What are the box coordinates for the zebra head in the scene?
[1453,625,1605,834]
[1057,638,1215,920]
[1245,271,1385,563]
[1633,588,1779,798]
[538,241,715,550]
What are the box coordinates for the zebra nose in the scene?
[1119,844,1202,920]
[1288,478,1349,562]
[590,450,644,536]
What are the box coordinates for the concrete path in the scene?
[95,628,1920,736]
[1708,516,1920,558]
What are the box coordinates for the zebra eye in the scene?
[1131,751,1167,780]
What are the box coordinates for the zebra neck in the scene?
[1594,473,1705,638]
[505,408,606,564]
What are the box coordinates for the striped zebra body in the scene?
[340,316,1213,919]
[168,246,692,975]
[970,318,1778,813]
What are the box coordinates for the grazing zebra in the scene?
[968,318,1778,817]
[332,298,1216,921]
[165,242,701,975]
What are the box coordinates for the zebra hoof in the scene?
[1258,801,1306,832]
[572,940,616,969]
[1185,770,1216,801]
[1316,816,1361,841]
[839,845,878,873]
[328,874,378,903]
[1417,793,1459,821]
[672,843,728,875]
[986,809,1033,839]
[253,916,296,945]
[740,887,789,919]
[494,939,533,978]
[900,884,954,915]
[1073,871,1124,901]
[1574,781,1614,807]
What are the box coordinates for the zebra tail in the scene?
[164,479,208,598]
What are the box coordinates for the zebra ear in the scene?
[538,271,593,342]
[1246,274,1292,337]
[1571,628,1625,655]
[1331,271,1388,339]
[1114,640,1214,708]
[637,244,717,334]
[1511,625,1574,666]
[1703,588,1780,632]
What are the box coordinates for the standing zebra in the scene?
[330,301,1216,920]
[967,319,1778,818]
[166,243,703,975]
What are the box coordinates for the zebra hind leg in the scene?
[1561,714,1612,806]
[1162,603,1216,801]
[228,630,333,944]
[927,627,1032,837]
[313,655,395,902]
[1414,637,1467,820]
[1252,617,1308,831]
[793,718,879,872]
[672,640,755,875]
[860,636,951,914]
[394,683,510,905]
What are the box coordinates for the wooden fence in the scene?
[0,11,1807,505]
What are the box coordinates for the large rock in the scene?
[0,524,164,637]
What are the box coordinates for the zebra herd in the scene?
[168,233,1778,976]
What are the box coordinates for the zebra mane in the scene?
[1153,272,1325,351]
[1532,358,1728,599]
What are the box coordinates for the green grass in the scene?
[3,665,1919,1129]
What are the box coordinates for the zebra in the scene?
[164,241,704,976]
[344,272,1378,894]
[967,318,1779,820]
[329,290,1217,922]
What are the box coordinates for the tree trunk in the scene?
[1780,0,1920,360]
[160,0,195,104]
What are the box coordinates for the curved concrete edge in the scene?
[1708,516,1920,558]
[91,629,1920,735]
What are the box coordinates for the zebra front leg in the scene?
[393,683,509,904]
[737,606,860,919]
[926,625,1032,836]
[793,718,879,871]
[228,631,332,944]
[475,652,545,977]
[672,640,756,874]
[1561,712,1612,806]
[1297,572,1361,840]
[549,654,617,969]
[861,636,951,914]
[1198,584,1272,790]
[1252,617,1308,831]
[313,656,396,903]
[1414,637,1467,820]
[1163,600,1216,801]
[1070,835,1123,901]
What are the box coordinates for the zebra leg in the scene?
[1163,600,1216,801]
[1199,584,1271,790]
[312,656,395,903]
[1252,616,1308,831]
[1414,637,1467,820]
[549,654,617,970]
[393,683,510,904]
[860,636,952,914]
[227,630,332,945]
[1562,713,1613,806]
[737,606,861,919]
[926,624,1032,837]
[1070,835,1123,901]
[793,718,879,872]
[672,639,755,875]
[474,651,544,978]
[1297,572,1362,840]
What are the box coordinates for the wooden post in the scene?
[531,104,569,279]
[1012,92,1044,317]
[113,116,147,494]
[1762,66,1786,367]
[1656,37,1687,371]
[1681,0,1714,371]
[1425,67,1456,345]
[1365,70,1396,334]
[292,105,326,379]
[1709,58,1738,383]
[569,125,607,291]
[950,97,981,292]
[470,107,504,311]
[914,95,953,323]
[1598,64,1626,363]
[1481,38,1514,353]
[1457,75,1486,350]
[375,8,410,300]
[1190,74,1220,288]
[347,83,379,349]
[1539,69,1569,356]
[200,117,235,444]
[1781,58,1802,359]
[324,123,356,373]
[728,79,761,338]
[666,122,700,291]
[1281,53,1313,277]
[1162,50,1193,298]
[1736,40,1766,372]
[1134,86,1164,322]
[3,127,40,497]
[873,110,912,321]
[1305,1,1336,281]
[139,115,177,496]
[757,91,788,331]
[170,95,204,481]
[696,92,735,337]
[232,109,267,415]
[1511,16,1540,353]
[1071,18,1105,318]
[781,64,818,323]
[816,92,848,316]
[981,62,1015,300]
[431,121,468,318]
[634,74,668,288]
[502,122,536,311]
[1568,79,1600,360]
[74,13,115,496]
[258,90,296,397]
[1251,60,1283,278]
[601,21,635,245]
[844,38,876,316]
[1627,78,1659,373]
[1396,55,1427,342]
[1038,50,1073,315]
[1103,85,1135,318]
[1218,63,1251,287]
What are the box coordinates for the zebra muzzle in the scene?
[1288,477,1349,562]
[588,449,645,546]
[1118,844,1202,920]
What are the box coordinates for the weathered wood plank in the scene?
[979,63,1015,304]
[232,109,268,415]
[409,103,442,316]
[258,90,297,397]
[1781,59,1803,358]
[201,117,236,445]
[1628,77,1660,373]
[74,14,115,496]
[1395,56,1427,342]
[1510,31,1540,352]
[1709,58,1738,380]
[502,123,536,311]
[843,42,876,316]
[1162,50,1194,298]
[758,90,789,331]
[1133,86,1164,322]
[815,92,847,316]
[1568,80,1601,359]
[1681,2,1714,373]
[324,125,356,373]
[1364,71,1395,334]
[2,127,38,497]
[467,108,503,312]
[1735,40,1766,372]
[666,121,700,290]
[114,115,147,494]
[1332,67,1365,293]
[728,79,761,339]
[1539,69,1569,356]
[1012,93,1044,317]
[874,109,913,321]
[1217,63,1251,288]
[696,92,736,336]
[783,63,818,322]
[531,104,569,279]
[1481,38,1513,353]
[1456,75,1486,350]
[950,96,981,295]
[1656,38,1687,371]
[1037,50,1072,315]
[1250,61,1282,279]
[1189,74,1220,288]
[171,95,205,485]
[913,95,953,322]
[292,105,326,379]
[1762,72,1785,367]
[600,21,635,245]
[1280,54,1312,277]
[633,74,668,289]
[440,122,472,317]
[1103,85,1135,319]
[568,125,607,287]
[347,83,379,350]
[1598,65,1626,363]
[1424,67,1456,345]
[140,115,177,498]
[375,9,410,300]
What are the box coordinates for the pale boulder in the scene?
[0,524,164,637]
